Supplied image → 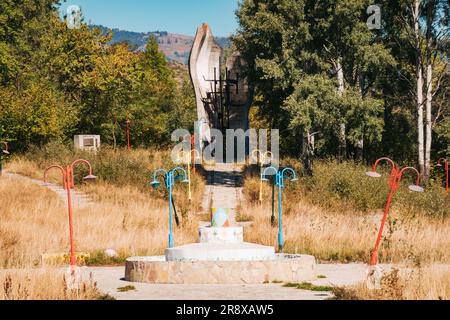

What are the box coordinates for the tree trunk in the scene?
[424,50,433,183]
[424,1,435,183]
[355,73,365,162]
[355,139,364,162]
[112,118,117,150]
[414,0,425,176]
[302,131,314,176]
[336,58,346,162]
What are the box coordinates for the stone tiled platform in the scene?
[125,254,316,284]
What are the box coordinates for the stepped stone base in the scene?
[166,242,274,262]
[125,254,316,284]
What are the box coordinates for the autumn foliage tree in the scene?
[0,1,196,151]
[235,0,449,174]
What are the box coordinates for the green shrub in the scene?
[23,141,176,194]
[299,160,389,212]
[244,158,449,219]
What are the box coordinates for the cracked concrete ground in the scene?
[82,263,386,300]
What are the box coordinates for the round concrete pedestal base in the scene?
[125,254,316,284]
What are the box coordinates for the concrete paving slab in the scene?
[86,267,330,300]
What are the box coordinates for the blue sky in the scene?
[59,0,240,37]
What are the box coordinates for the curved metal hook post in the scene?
[396,167,421,189]
[369,157,398,185]
[437,158,447,167]
[368,164,423,266]
[280,168,298,187]
[43,164,77,271]
[261,166,278,181]
[151,169,168,185]
[70,159,96,187]
[44,165,67,189]
[372,157,396,173]
[171,167,188,182]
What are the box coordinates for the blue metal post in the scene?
[168,171,174,248]
[151,168,188,249]
[262,166,297,253]
[277,172,283,252]
[271,176,276,227]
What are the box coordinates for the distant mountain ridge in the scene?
[91,25,230,64]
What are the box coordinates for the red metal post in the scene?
[370,186,396,266]
[369,166,421,266]
[68,166,73,189]
[372,157,397,187]
[44,161,96,274]
[44,165,76,273]
[44,165,67,190]
[70,159,94,189]
[65,165,76,273]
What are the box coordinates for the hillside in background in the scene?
[91,25,230,64]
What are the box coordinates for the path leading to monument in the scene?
[202,163,244,224]
[3,171,93,209]
[82,263,377,300]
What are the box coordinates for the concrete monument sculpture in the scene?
[189,23,252,147]
[124,24,316,284]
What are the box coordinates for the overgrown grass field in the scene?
[242,159,450,264]
[1,145,449,300]
[1,145,205,269]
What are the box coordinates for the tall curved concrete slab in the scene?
[189,23,222,143]
[189,23,253,161]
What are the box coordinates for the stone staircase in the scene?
[4,172,94,209]
[201,162,243,224]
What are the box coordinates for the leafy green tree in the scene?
[81,42,142,147]
[127,36,179,147]
[378,0,449,177]
[0,0,213,152]
[168,75,197,134]
[0,82,77,150]
[0,0,80,149]
[235,0,389,170]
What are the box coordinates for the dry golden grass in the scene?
[2,152,448,300]
[5,157,42,179]
[1,151,205,300]
[0,177,201,268]
[0,269,109,300]
[5,157,65,185]
[242,177,450,264]
[333,265,450,300]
